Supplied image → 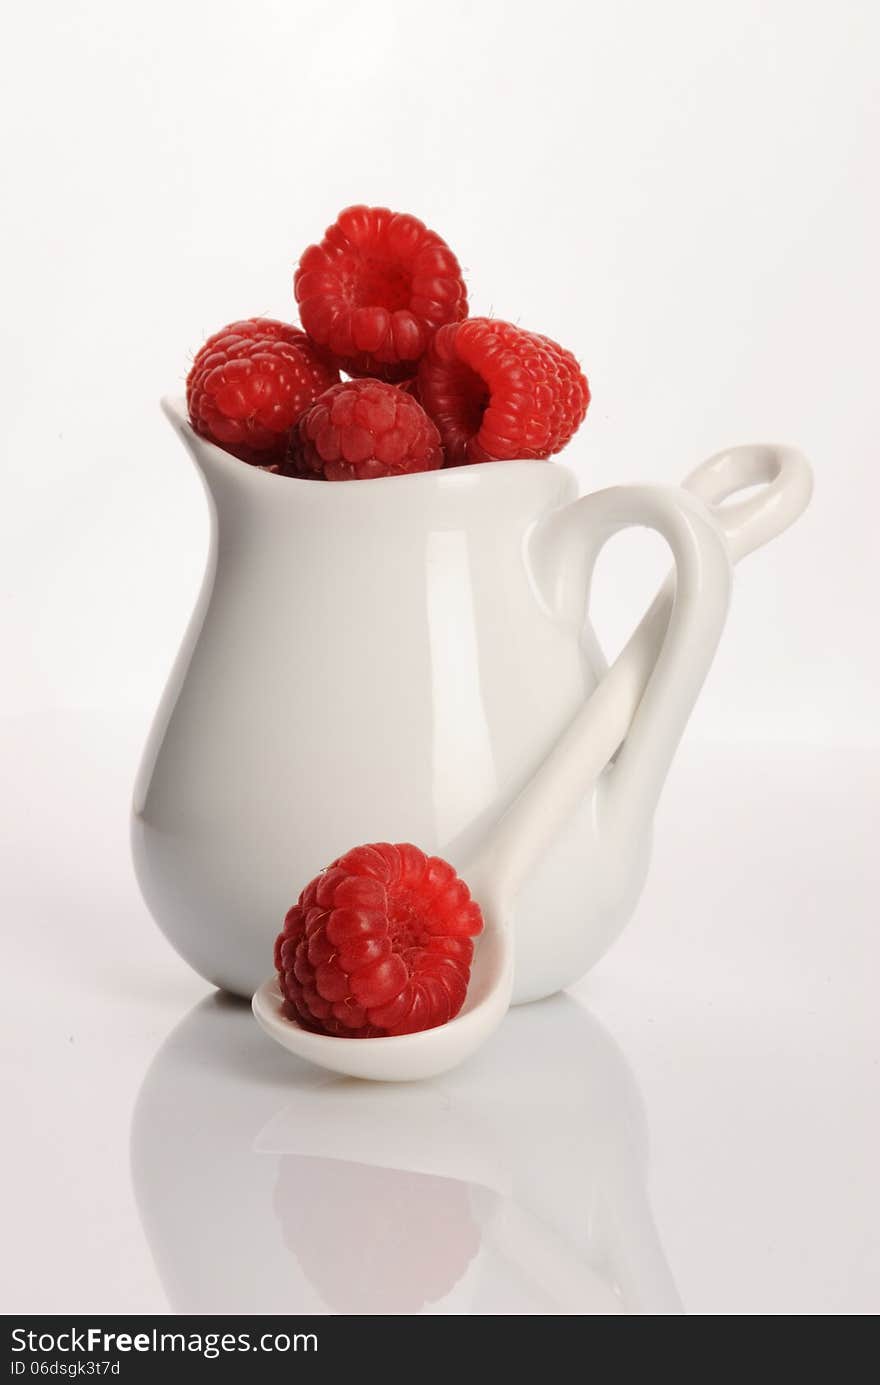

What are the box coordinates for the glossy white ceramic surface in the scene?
[134,399,761,1022]
[249,441,811,1080]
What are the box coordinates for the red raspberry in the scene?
[289,378,444,482]
[418,318,590,466]
[274,843,483,1038]
[186,318,339,466]
[294,206,468,381]
[395,376,422,402]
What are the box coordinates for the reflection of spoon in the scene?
[253,443,812,1081]
[131,990,683,1314]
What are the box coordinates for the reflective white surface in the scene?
[2,713,879,1314]
[134,990,679,1314]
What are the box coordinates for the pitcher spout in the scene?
[161,394,277,511]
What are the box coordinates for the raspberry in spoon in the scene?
[274,844,483,1038]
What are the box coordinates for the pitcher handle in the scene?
[473,485,731,906]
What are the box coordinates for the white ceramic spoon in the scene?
[253,444,812,1081]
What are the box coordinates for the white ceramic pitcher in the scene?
[133,399,811,1002]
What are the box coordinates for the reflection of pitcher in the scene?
[133,399,811,1001]
[131,992,682,1314]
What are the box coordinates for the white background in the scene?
[2,0,878,743]
[1,0,878,1317]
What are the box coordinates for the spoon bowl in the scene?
[253,897,513,1082]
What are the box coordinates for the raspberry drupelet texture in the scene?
[294,206,468,381]
[274,843,483,1038]
[418,318,590,466]
[289,378,444,481]
[186,318,339,466]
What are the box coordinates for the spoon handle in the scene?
[471,445,813,908]
[471,483,731,906]
[683,443,813,561]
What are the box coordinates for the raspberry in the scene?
[274,843,483,1038]
[186,318,339,466]
[289,379,444,482]
[418,318,590,466]
[294,206,468,381]
[395,376,422,401]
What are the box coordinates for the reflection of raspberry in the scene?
[186,318,338,466]
[418,318,590,466]
[289,379,443,482]
[274,843,482,1037]
[294,206,468,381]
[276,1157,481,1314]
